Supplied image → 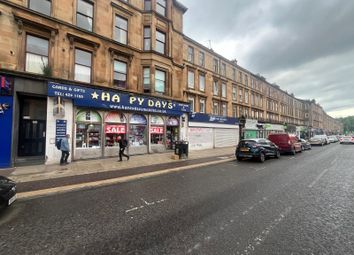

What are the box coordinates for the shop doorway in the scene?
[166,117,180,150]
[18,97,47,158]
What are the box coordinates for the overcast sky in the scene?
[179,0,354,118]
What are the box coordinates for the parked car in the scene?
[328,135,338,143]
[339,136,354,144]
[268,133,302,155]
[235,139,280,163]
[309,136,324,146]
[313,135,330,145]
[300,139,312,150]
[0,176,17,210]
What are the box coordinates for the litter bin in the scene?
[174,141,189,159]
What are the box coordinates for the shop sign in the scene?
[189,113,239,125]
[245,119,258,129]
[48,82,190,116]
[56,120,67,141]
[0,96,13,168]
[105,124,126,134]
[264,124,284,131]
[150,126,164,134]
[0,75,13,96]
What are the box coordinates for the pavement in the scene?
[1,143,353,254]
[5,147,235,195]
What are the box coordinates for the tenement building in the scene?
[0,0,341,168]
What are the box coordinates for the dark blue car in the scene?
[0,176,17,210]
[236,139,281,163]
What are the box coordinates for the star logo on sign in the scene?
[91,92,99,99]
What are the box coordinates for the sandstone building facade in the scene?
[0,0,342,168]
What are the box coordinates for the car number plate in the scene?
[8,194,17,206]
[240,148,249,152]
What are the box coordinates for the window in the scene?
[156,0,167,16]
[115,16,128,45]
[251,79,255,89]
[245,90,249,104]
[144,0,152,10]
[239,71,243,83]
[232,105,237,118]
[199,52,205,67]
[187,46,194,63]
[188,70,195,89]
[25,34,49,74]
[232,68,236,81]
[232,86,237,101]
[239,88,243,102]
[74,49,92,83]
[221,83,227,98]
[76,110,102,148]
[188,96,195,112]
[222,103,227,116]
[245,75,248,86]
[199,73,205,92]
[113,60,127,88]
[221,63,226,76]
[143,67,150,92]
[199,98,205,113]
[213,101,219,115]
[213,81,219,96]
[156,30,166,54]
[143,27,151,50]
[29,0,51,15]
[213,59,219,73]
[155,69,166,93]
[77,0,93,31]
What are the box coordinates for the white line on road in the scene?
[125,198,168,214]
[289,157,295,160]
[239,207,292,255]
[308,168,330,188]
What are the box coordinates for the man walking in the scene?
[118,136,129,162]
[60,134,70,165]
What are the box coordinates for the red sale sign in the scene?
[150,126,164,134]
[105,124,126,134]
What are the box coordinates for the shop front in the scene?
[188,113,239,150]
[47,82,190,161]
[0,75,14,169]
[244,119,264,139]
[263,123,285,138]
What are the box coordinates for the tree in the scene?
[338,116,354,134]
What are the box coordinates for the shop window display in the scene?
[150,115,164,145]
[76,110,102,148]
[105,112,127,147]
[129,114,147,147]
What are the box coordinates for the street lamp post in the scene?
[239,115,246,142]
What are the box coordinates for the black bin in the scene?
[174,141,189,159]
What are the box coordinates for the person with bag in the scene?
[117,135,129,162]
[59,134,70,165]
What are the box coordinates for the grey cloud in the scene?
[179,0,354,117]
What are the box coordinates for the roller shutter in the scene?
[214,128,238,148]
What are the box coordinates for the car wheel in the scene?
[259,153,265,163]
[275,150,280,159]
[301,146,305,151]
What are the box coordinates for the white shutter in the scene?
[214,128,238,148]
[188,128,214,150]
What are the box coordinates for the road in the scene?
[1,143,354,254]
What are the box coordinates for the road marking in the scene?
[308,168,330,188]
[239,207,292,255]
[17,158,234,200]
[330,158,337,165]
[255,167,266,172]
[242,197,268,215]
[289,157,295,160]
[125,198,168,214]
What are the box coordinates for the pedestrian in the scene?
[60,134,70,165]
[118,135,129,162]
